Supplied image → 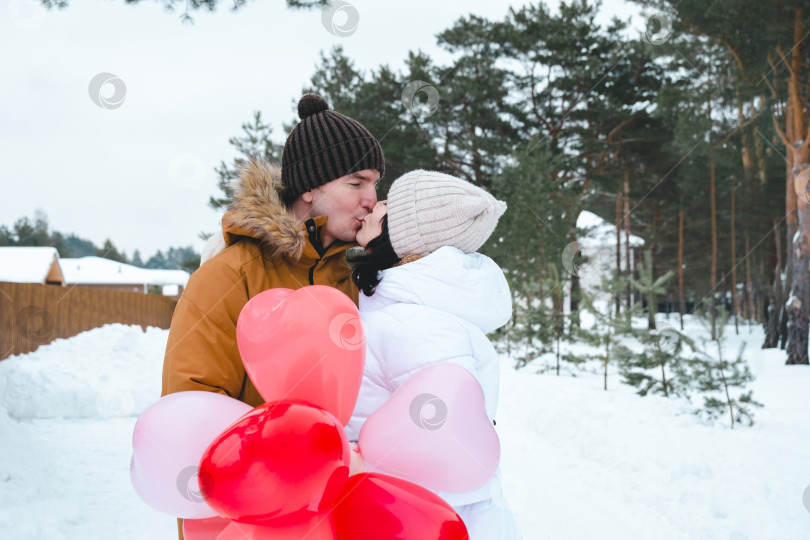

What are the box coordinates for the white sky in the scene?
[1,0,642,261]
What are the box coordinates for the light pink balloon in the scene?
[131,391,253,518]
[358,363,500,493]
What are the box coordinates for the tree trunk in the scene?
[731,176,739,333]
[678,199,685,330]
[570,272,581,330]
[624,171,632,310]
[765,218,784,348]
[616,185,622,317]
[710,147,718,335]
[745,232,755,325]
[785,8,810,365]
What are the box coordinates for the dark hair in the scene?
[348,214,400,297]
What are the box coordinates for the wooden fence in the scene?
[0,281,177,361]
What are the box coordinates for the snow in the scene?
[60,257,189,287]
[0,246,61,283]
[0,320,808,539]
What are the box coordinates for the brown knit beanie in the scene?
[386,170,507,258]
[281,94,385,205]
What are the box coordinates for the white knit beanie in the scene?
[386,170,507,258]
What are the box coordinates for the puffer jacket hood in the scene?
[359,246,512,335]
[348,246,512,509]
[202,158,307,264]
[222,158,306,259]
[163,154,358,404]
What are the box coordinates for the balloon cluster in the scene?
[130,286,494,539]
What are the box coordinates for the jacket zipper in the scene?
[308,260,319,285]
[305,219,324,286]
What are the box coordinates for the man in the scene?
[160,94,383,539]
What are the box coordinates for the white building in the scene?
[0,246,65,285]
[566,210,645,309]
[60,257,189,297]
[0,247,189,298]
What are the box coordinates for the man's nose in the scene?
[361,184,377,212]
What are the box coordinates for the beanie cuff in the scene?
[388,176,426,258]
[282,137,385,201]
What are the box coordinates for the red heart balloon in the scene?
[182,516,231,540]
[215,511,338,539]
[236,285,365,426]
[331,473,469,540]
[199,401,350,524]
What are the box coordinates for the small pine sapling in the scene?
[689,304,763,428]
[575,270,640,390]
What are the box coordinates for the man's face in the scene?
[306,169,380,246]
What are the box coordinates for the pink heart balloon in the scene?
[358,363,499,493]
[236,286,365,426]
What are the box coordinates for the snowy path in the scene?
[0,322,808,539]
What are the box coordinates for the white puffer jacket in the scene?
[345,245,512,507]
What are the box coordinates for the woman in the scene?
[346,170,522,540]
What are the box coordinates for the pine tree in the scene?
[688,303,763,428]
[209,111,283,212]
[61,234,96,258]
[39,0,329,24]
[96,239,128,263]
[302,46,439,196]
[484,137,574,373]
[501,268,559,371]
[632,249,674,330]
[617,258,692,398]
[617,321,693,398]
[0,225,15,246]
[575,270,641,390]
[131,250,144,267]
[144,250,168,269]
[13,212,50,247]
[143,246,200,271]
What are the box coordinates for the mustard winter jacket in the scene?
[161,157,358,407]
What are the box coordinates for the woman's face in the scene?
[356,200,388,248]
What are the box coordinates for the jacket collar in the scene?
[300,216,356,262]
[220,157,356,262]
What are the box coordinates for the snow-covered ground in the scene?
[0,319,808,539]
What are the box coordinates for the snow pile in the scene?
[0,324,166,420]
[0,320,808,539]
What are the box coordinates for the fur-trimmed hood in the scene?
[202,158,307,264]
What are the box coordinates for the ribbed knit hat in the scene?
[281,94,385,204]
[386,170,507,258]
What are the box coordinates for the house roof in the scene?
[577,210,645,248]
[59,257,190,287]
[0,246,65,284]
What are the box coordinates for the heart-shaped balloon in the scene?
[358,363,499,493]
[199,401,350,524]
[183,512,338,540]
[236,285,365,426]
[331,473,469,540]
[215,512,338,540]
[182,516,231,540]
[130,391,253,519]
